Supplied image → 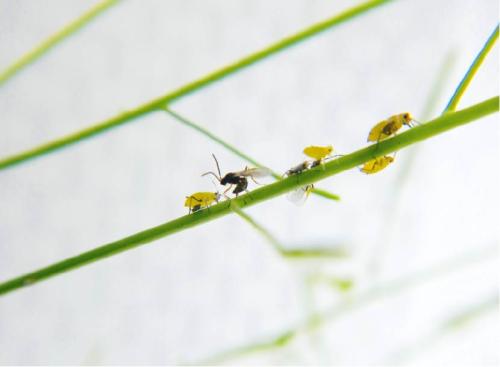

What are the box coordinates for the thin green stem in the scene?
[202,244,497,364]
[0,97,497,297]
[0,0,393,171]
[163,108,264,169]
[388,293,498,363]
[231,202,284,253]
[231,202,344,258]
[0,0,119,86]
[444,24,499,112]
[163,108,340,201]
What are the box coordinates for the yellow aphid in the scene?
[303,145,333,160]
[360,156,394,174]
[367,112,414,142]
[184,192,221,213]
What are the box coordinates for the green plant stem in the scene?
[231,202,284,253]
[163,108,340,201]
[388,293,498,363]
[0,0,393,171]
[202,244,497,364]
[0,97,497,297]
[0,0,119,86]
[444,24,499,112]
[231,202,344,258]
[163,108,265,169]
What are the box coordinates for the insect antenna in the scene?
[201,153,223,182]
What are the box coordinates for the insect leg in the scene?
[223,185,233,199]
[250,176,262,185]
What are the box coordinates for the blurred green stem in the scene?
[0,96,497,297]
[0,0,119,86]
[388,293,498,363]
[202,244,498,363]
[231,202,344,258]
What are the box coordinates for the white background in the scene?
[0,0,498,364]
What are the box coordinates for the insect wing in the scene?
[360,159,377,174]
[361,156,394,174]
[236,167,272,178]
[287,185,313,206]
[185,196,200,207]
[303,145,333,160]
[185,192,215,207]
[367,120,391,142]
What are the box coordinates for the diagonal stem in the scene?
[231,202,345,258]
[0,0,119,86]
[444,24,499,112]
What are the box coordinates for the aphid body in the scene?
[284,161,311,177]
[185,192,221,213]
[367,112,414,142]
[360,156,394,174]
[303,145,334,169]
[303,145,333,161]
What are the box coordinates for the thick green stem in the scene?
[0,0,119,86]
[444,24,499,112]
[0,96,497,297]
[0,0,393,171]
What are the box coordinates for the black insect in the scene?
[202,154,271,197]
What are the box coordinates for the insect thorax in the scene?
[220,173,240,185]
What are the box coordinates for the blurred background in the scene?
[0,0,498,364]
